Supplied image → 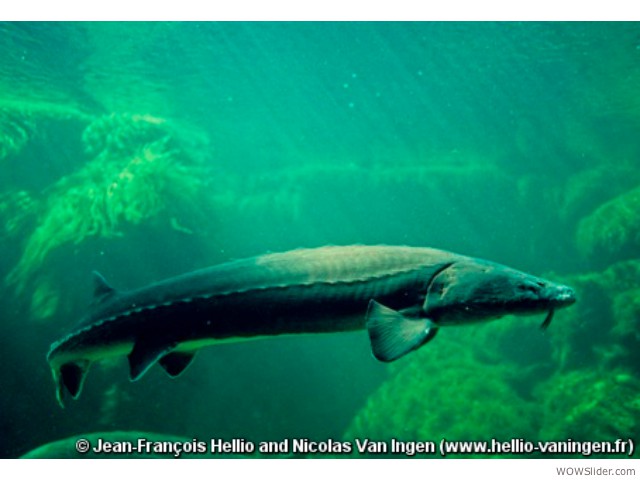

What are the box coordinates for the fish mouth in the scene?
[554,286,576,305]
[544,283,576,308]
[540,285,576,330]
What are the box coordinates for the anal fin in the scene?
[159,351,196,378]
[128,338,177,381]
[366,300,438,362]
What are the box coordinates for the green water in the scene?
[1,22,639,459]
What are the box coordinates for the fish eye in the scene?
[518,284,539,293]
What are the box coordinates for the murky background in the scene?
[1,22,639,458]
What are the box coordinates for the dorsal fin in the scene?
[92,271,118,303]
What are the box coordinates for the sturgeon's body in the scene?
[47,245,576,406]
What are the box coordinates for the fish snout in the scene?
[548,284,576,307]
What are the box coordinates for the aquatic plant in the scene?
[599,261,640,371]
[531,265,639,456]
[560,165,640,222]
[0,190,36,239]
[576,184,640,262]
[538,368,640,455]
[611,288,640,341]
[601,259,640,292]
[82,112,170,158]
[0,100,93,164]
[0,109,35,161]
[343,338,538,458]
[6,113,209,305]
[544,261,640,377]
[539,271,603,372]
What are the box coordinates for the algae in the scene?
[538,369,640,454]
[560,165,640,222]
[0,99,93,162]
[343,338,538,458]
[0,109,35,161]
[0,190,36,239]
[576,184,640,262]
[5,113,210,314]
[542,261,640,375]
[611,289,640,341]
[599,261,640,371]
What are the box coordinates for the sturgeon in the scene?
[47,245,576,406]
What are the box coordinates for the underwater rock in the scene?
[543,271,610,372]
[0,100,94,165]
[545,261,640,376]
[82,112,170,158]
[611,288,640,342]
[560,165,640,223]
[600,261,640,371]
[576,184,640,264]
[538,369,640,455]
[343,340,538,458]
[600,259,640,293]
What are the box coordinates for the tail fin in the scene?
[51,360,91,408]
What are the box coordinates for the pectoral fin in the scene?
[366,300,438,362]
[128,338,177,381]
[159,351,196,377]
